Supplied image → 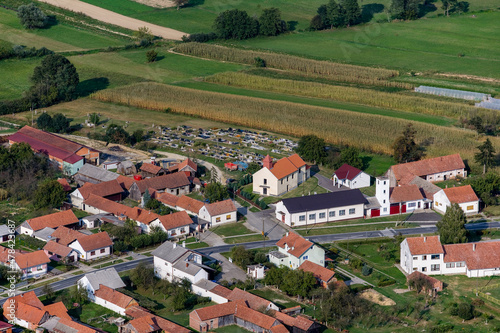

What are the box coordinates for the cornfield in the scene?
[91,82,498,160]
[205,72,484,119]
[173,43,412,88]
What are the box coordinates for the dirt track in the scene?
[38,0,187,40]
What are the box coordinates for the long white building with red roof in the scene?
[401,235,500,278]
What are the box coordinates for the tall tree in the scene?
[214,9,259,40]
[34,180,66,209]
[51,113,70,133]
[442,0,457,16]
[17,3,48,29]
[390,0,422,19]
[475,138,496,174]
[205,182,229,203]
[296,135,327,164]
[339,146,363,169]
[436,203,467,244]
[36,112,52,131]
[392,123,424,163]
[326,0,346,28]
[340,0,361,26]
[259,8,286,36]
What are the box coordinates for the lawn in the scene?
[68,302,122,333]
[233,11,500,79]
[296,221,417,236]
[0,7,128,51]
[185,241,209,249]
[212,222,254,237]
[262,176,328,205]
[250,288,303,310]
[0,57,41,100]
[224,234,268,244]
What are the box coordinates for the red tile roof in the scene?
[287,154,306,169]
[140,163,163,175]
[56,318,97,333]
[158,211,193,231]
[333,163,362,181]
[95,285,137,309]
[125,306,151,319]
[76,232,112,252]
[127,314,190,333]
[276,232,313,258]
[191,302,237,321]
[270,324,289,333]
[10,302,46,325]
[405,236,443,255]
[407,271,443,292]
[51,226,86,246]
[135,173,190,193]
[57,178,72,192]
[15,250,50,269]
[299,260,335,283]
[390,184,424,203]
[176,196,204,214]
[44,240,73,257]
[77,180,123,200]
[210,285,232,298]
[443,241,500,270]
[391,154,464,185]
[126,207,160,225]
[178,158,197,172]
[204,199,236,216]
[44,301,72,320]
[269,157,300,180]
[0,246,25,264]
[227,288,272,311]
[442,185,479,204]
[156,192,180,207]
[116,175,135,190]
[83,194,130,216]
[235,304,277,329]
[273,311,314,331]
[26,210,79,232]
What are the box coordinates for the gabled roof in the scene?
[191,301,238,321]
[227,288,273,311]
[10,302,47,325]
[390,184,424,203]
[116,175,135,190]
[44,241,74,257]
[57,178,72,192]
[156,192,180,207]
[44,302,72,320]
[135,173,190,193]
[269,156,300,180]
[405,236,444,255]
[0,246,25,265]
[15,250,50,269]
[287,153,306,169]
[443,241,500,270]
[26,210,79,232]
[51,226,86,246]
[140,163,163,175]
[391,154,465,185]
[276,232,314,258]
[273,311,315,331]
[408,176,441,198]
[194,279,232,299]
[54,318,98,333]
[151,241,190,263]
[235,304,278,329]
[333,163,363,181]
[204,199,236,216]
[0,224,11,237]
[299,260,335,283]
[442,185,479,204]
[280,190,367,214]
[178,158,197,172]
[95,285,137,309]
[176,195,204,214]
[75,232,112,252]
[83,194,130,216]
[127,314,190,333]
[81,267,125,291]
[158,211,193,231]
[77,179,123,200]
[126,207,160,225]
[76,164,118,183]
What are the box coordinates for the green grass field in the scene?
[0,57,41,100]
[0,7,127,51]
[233,11,500,79]
[212,222,254,237]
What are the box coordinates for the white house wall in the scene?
[154,256,173,282]
[277,203,365,227]
[95,296,127,316]
[192,284,228,304]
[69,241,111,261]
[253,168,278,196]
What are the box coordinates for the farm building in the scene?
[332,163,371,189]
[75,164,119,185]
[128,173,191,200]
[70,179,124,209]
[433,185,479,215]
[140,162,166,177]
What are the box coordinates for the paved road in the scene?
[242,205,287,240]
[38,0,186,40]
[314,174,350,192]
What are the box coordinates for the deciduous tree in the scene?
[340,0,361,26]
[296,135,327,164]
[34,180,66,209]
[436,203,467,244]
[214,9,259,40]
[339,146,363,169]
[259,8,286,36]
[204,182,229,203]
[17,3,48,29]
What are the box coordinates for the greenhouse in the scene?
[415,86,490,101]
[476,98,500,111]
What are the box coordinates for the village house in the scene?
[275,190,367,227]
[175,195,205,216]
[150,211,192,238]
[95,285,139,316]
[19,210,80,236]
[269,232,325,269]
[401,235,500,277]
[152,241,213,284]
[0,225,12,243]
[189,301,286,333]
[70,179,124,209]
[140,163,166,178]
[433,185,480,215]
[43,240,78,263]
[332,163,371,189]
[128,173,191,201]
[69,231,113,261]
[8,250,50,279]
[121,306,191,333]
[9,126,100,175]
[168,158,198,177]
[298,260,337,289]
[192,279,232,304]
[247,264,265,280]
[406,271,444,296]
[57,178,72,192]
[272,311,320,333]
[253,154,310,196]
[198,199,237,226]
[78,268,126,299]
[75,164,119,185]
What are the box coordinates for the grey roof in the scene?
[194,278,218,291]
[409,176,441,197]
[151,241,190,263]
[173,252,205,276]
[281,189,368,214]
[40,317,61,332]
[365,196,381,210]
[80,267,125,291]
[0,224,11,237]
[82,213,111,221]
[269,250,288,259]
[77,164,119,182]
[33,227,56,241]
[53,320,78,333]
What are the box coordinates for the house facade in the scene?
[332,163,371,189]
[275,190,367,227]
[433,185,479,215]
[128,173,191,201]
[198,199,237,225]
[69,232,113,261]
[269,232,325,269]
[78,268,126,301]
[149,211,192,238]
[13,250,50,279]
[19,210,80,236]
[253,154,309,196]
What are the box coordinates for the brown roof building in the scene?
[129,173,191,201]
[299,260,336,288]
[140,163,165,178]
[20,210,79,236]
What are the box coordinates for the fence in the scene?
[474,282,500,306]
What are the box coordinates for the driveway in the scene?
[211,253,248,283]
[314,174,351,192]
[236,202,287,240]
[38,0,186,40]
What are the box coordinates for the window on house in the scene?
[281,179,283,185]
[422,267,427,272]
[91,251,95,256]
[467,205,474,211]
[287,176,289,181]
[408,202,416,208]
[226,215,231,220]
[299,215,306,222]
[422,255,427,260]
[319,212,326,219]
[349,208,355,215]
[413,267,418,271]
[456,262,465,268]
[431,254,440,260]
[446,263,455,268]
[309,214,316,220]
[339,210,346,216]
[431,264,440,271]
[383,200,386,204]
[180,228,185,233]
[383,190,386,194]
[292,174,294,179]
[329,211,335,217]
[216,217,221,222]
[303,256,308,260]
[264,179,267,185]
[37,265,43,271]
[413,257,417,260]
[383,208,387,212]
[384,181,386,185]
[100,249,105,254]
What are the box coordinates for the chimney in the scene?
[186,262,189,267]
[424,236,427,242]
[473,243,476,251]
[286,231,289,237]
[182,241,186,248]
[173,242,177,249]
